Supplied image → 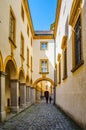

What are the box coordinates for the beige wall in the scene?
[56,0,86,129]
[0,0,33,80]
[33,39,54,83]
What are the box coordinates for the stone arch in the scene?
[32,77,54,87]
[4,56,18,113]
[18,67,26,108]
[0,51,4,71]
[18,67,25,83]
[4,55,18,78]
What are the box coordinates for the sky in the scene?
[28,0,58,31]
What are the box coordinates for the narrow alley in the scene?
[0,101,83,130]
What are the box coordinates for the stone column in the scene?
[32,88,36,103]
[26,86,29,106]
[0,71,6,122]
[20,83,26,109]
[28,87,31,105]
[31,88,33,104]
[10,80,19,113]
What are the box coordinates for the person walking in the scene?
[44,91,49,103]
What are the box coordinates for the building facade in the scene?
[0,0,86,129]
[56,0,86,129]
[0,0,55,121]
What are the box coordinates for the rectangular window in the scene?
[31,37,32,46]
[31,56,32,71]
[27,25,29,37]
[9,7,16,45]
[63,48,67,80]
[20,33,24,59]
[57,54,61,84]
[27,48,29,67]
[40,59,49,73]
[40,42,48,50]
[21,4,24,21]
[74,15,81,65]
[58,61,61,84]
[71,14,84,72]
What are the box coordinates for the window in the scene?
[74,15,81,65]
[21,4,24,21]
[31,56,32,71]
[40,59,49,73]
[57,54,61,84]
[61,36,67,80]
[58,61,61,84]
[40,42,48,50]
[27,48,29,67]
[31,37,32,46]
[63,48,67,79]
[9,7,16,45]
[20,33,24,59]
[71,14,84,72]
[27,25,29,37]
[69,0,84,72]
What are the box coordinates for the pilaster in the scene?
[10,79,19,113]
[20,83,26,109]
[0,71,6,122]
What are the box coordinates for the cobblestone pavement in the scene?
[0,101,83,130]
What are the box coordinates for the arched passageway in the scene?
[4,57,18,114]
[33,78,54,102]
[18,68,26,109]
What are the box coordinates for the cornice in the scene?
[23,0,34,37]
[54,0,62,38]
[33,35,53,39]
[69,0,82,26]
[23,0,62,40]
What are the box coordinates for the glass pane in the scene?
[74,15,81,65]
[41,43,47,50]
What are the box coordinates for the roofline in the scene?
[54,0,62,38]
[24,0,62,39]
[23,0,35,37]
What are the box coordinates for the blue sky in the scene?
[28,0,58,31]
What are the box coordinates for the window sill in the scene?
[71,60,84,73]
[9,37,16,48]
[39,72,49,74]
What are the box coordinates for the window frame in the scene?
[57,54,61,84]
[39,59,49,74]
[9,6,16,47]
[21,4,24,21]
[27,47,29,67]
[61,36,68,80]
[69,0,84,72]
[40,42,48,50]
[20,32,24,61]
[27,24,29,37]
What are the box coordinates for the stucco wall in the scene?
[56,0,86,129]
[33,39,54,84]
[0,0,33,79]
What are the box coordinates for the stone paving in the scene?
[0,101,83,130]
